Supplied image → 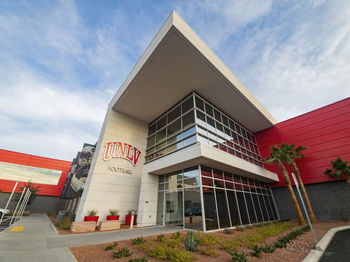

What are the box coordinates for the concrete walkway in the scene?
[0,214,77,262]
[0,214,182,262]
[48,225,182,248]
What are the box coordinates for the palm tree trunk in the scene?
[292,161,317,223]
[346,175,350,187]
[279,163,306,225]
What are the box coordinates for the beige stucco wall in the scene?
[75,108,148,223]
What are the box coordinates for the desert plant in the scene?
[56,216,72,230]
[105,241,118,250]
[224,228,233,234]
[260,243,275,253]
[228,250,248,262]
[12,182,40,205]
[87,209,98,216]
[184,231,199,252]
[167,247,196,262]
[196,233,218,247]
[251,245,262,258]
[236,226,244,232]
[109,209,119,216]
[113,247,132,258]
[264,145,306,225]
[132,236,146,245]
[282,143,317,223]
[156,234,165,242]
[198,246,217,257]
[128,257,147,262]
[324,157,350,187]
[171,231,180,239]
[145,244,168,260]
[219,239,238,252]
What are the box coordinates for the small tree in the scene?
[324,157,350,187]
[264,145,306,225]
[281,143,317,223]
[12,182,40,205]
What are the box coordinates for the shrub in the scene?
[260,243,275,253]
[219,239,238,252]
[165,238,182,248]
[172,232,180,239]
[109,209,119,216]
[184,232,199,252]
[228,250,248,262]
[105,241,118,251]
[132,236,146,245]
[237,232,264,249]
[87,209,98,216]
[196,233,218,247]
[128,257,147,262]
[167,247,196,262]
[56,217,71,230]
[156,234,165,242]
[224,228,233,234]
[198,246,217,257]
[146,244,168,260]
[236,226,244,232]
[251,245,262,258]
[113,248,132,258]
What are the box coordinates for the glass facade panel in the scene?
[203,187,219,230]
[184,187,202,230]
[216,189,231,228]
[227,190,241,226]
[156,191,164,225]
[236,191,250,224]
[245,193,257,224]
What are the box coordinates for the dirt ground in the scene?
[70,220,350,262]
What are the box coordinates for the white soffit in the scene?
[110,11,276,132]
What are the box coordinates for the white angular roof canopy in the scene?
[110,11,276,132]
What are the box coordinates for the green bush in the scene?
[228,250,248,262]
[156,234,165,242]
[184,232,199,252]
[273,225,310,249]
[105,241,118,251]
[198,246,217,257]
[219,239,238,252]
[113,247,132,258]
[195,233,218,247]
[128,257,147,262]
[237,232,264,249]
[56,217,71,230]
[224,228,233,234]
[146,244,168,260]
[172,232,180,239]
[132,236,146,245]
[167,247,196,262]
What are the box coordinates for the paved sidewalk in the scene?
[48,226,182,248]
[0,214,77,262]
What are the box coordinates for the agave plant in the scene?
[184,231,199,252]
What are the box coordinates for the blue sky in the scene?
[0,0,349,161]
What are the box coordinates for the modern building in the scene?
[0,149,71,213]
[74,11,350,231]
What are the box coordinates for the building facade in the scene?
[74,12,280,231]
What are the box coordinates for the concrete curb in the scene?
[46,214,59,234]
[303,225,350,262]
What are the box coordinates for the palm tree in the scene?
[264,145,306,225]
[324,157,350,187]
[281,143,317,223]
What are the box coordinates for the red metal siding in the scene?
[256,98,350,187]
[0,149,71,196]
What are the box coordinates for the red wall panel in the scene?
[256,98,350,187]
[0,149,71,196]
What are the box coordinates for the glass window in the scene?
[201,166,212,177]
[167,119,181,137]
[222,115,228,126]
[147,135,155,148]
[184,177,199,188]
[182,135,196,147]
[203,187,219,230]
[156,191,164,225]
[263,195,272,221]
[216,189,231,228]
[214,109,221,122]
[196,110,206,127]
[155,141,166,150]
[165,141,182,153]
[156,129,166,143]
[182,97,194,114]
[184,188,202,230]
[213,169,223,180]
[182,126,196,138]
[202,177,214,187]
[236,192,250,225]
[168,106,181,123]
[205,103,213,117]
[269,196,278,220]
[258,194,269,222]
[183,166,199,179]
[157,116,166,130]
[206,116,216,132]
[149,123,156,135]
[229,120,236,131]
[227,191,241,226]
[245,193,257,223]
[182,110,195,129]
[195,96,204,111]
[252,194,264,222]
[197,134,208,145]
[224,172,233,181]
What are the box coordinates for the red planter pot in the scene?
[125,215,137,225]
[107,215,120,221]
[84,216,99,223]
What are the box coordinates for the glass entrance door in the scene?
[165,190,183,227]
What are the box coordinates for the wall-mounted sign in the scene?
[103,141,141,166]
[107,166,132,174]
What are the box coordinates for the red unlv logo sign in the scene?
[103,142,141,166]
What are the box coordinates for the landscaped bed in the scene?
[69,220,350,262]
